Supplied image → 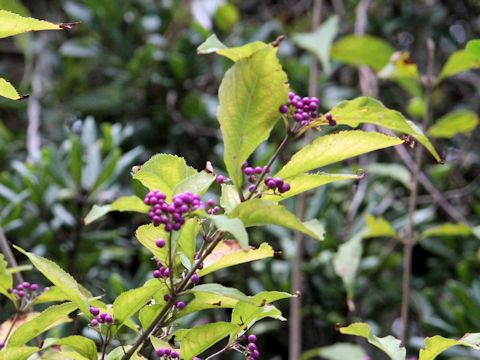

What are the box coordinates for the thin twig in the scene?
[289,1,323,359]
[400,38,435,346]
[0,227,24,285]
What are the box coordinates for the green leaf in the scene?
[263,173,358,202]
[229,199,326,240]
[175,218,199,262]
[0,9,63,38]
[220,184,241,213]
[378,51,422,97]
[218,46,289,188]
[13,246,90,315]
[55,336,98,360]
[105,346,147,360]
[176,292,239,318]
[327,97,440,161]
[132,154,197,198]
[301,343,367,360]
[421,223,472,239]
[188,283,250,301]
[366,163,411,188]
[139,304,163,330]
[8,302,77,347]
[197,34,267,61]
[32,286,72,304]
[150,337,174,354]
[250,291,293,306]
[229,301,284,342]
[180,322,240,360]
[173,171,215,196]
[199,242,274,276]
[84,196,149,225]
[0,77,22,100]
[0,347,38,360]
[364,214,397,238]
[276,131,403,179]
[0,253,14,302]
[135,224,176,265]
[438,50,480,81]
[333,233,364,304]
[292,16,339,74]
[428,111,479,138]
[113,281,166,331]
[339,323,406,360]
[331,35,395,72]
[466,39,480,60]
[419,333,480,360]
[209,215,249,248]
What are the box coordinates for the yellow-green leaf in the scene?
[13,246,90,315]
[135,224,169,263]
[331,35,395,72]
[0,77,22,100]
[364,214,397,238]
[263,172,358,202]
[8,302,77,347]
[428,111,479,138]
[218,46,289,188]
[339,323,406,360]
[197,34,267,62]
[438,50,480,81]
[466,39,480,60]
[84,195,149,225]
[419,333,480,360]
[132,154,197,198]
[0,347,38,360]
[0,10,63,38]
[55,336,98,360]
[327,97,440,161]
[421,222,472,239]
[199,242,274,276]
[180,322,240,360]
[276,130,404,179]
[229,199,324,240]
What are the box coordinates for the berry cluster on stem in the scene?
[89,307,114,326]
[144,190,204,231]
[155,347,180,358]
[245,334,260,359]
[7,281,41,299]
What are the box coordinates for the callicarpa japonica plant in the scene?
[1,12,447,360]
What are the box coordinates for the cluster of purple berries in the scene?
[144,190,204,231]
[245,334,260,359]
[242,161,270,192]
[7,282,41,298]
[206,199,221,215]
[153,260,171,279]
[264,177,290,194]
[279,92,320,127]
[89,307,113,326]
[155,348,180,358]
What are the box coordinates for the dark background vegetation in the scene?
[0,0,479,359]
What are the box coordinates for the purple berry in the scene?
[251,349,260,358]
[243,167,255,176]
[7,288,13,294]
[248,184,255,192]
[0,342,4,349]
[191,273,200,284]
[104,314,113,323]
[171,351,179,358]
[242,161,249,169]
[153,270,162,278]
[254,166,263,174]
[288,91,295,98]
[17,290,25,298]
[164,348,172,355]
[197,262,204,270]
[279,104,289,113]
[100,312,108,320]
[163,268,171,277]
[248,343,257,351]
[89,306,100,316]
[164,294,172,301]
[279,183,291,193]
[207,199,216,207]
[22,282,30,289]
[294,113,303,122]
[156,239,166,248]
[216,175,226,184]
[176,301,186,310]
[156,348,166,356]
[248,334,257,343]
[96,315,104,323]
[274,178,284,187]
[90,319,99,326]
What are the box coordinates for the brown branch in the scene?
[289,1,323,359]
